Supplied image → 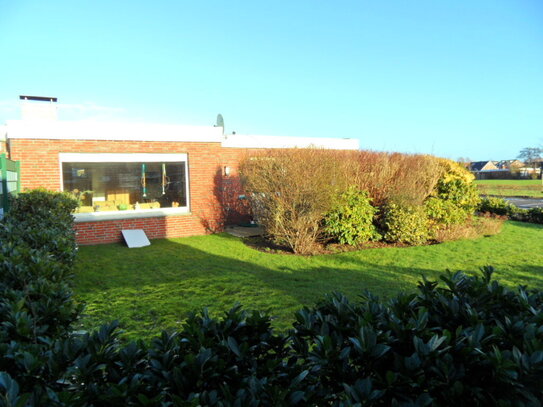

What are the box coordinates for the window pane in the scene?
[62,162,187,210]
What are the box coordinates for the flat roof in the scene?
[5,120,224,143]
[5,120,360,150]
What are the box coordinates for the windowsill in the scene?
[73,207,190,222]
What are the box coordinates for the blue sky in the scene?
[1,0,542,161]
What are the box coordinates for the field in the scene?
[475,179,543,197]
[73,221,543,341]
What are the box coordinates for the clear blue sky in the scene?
[1,0,542,161]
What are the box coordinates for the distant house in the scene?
[468,161,510,180]
[496,160,524,170]
[469,161,498,172]
[518,158,542,178]
[470,159,541,180]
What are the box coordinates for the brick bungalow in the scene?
[1,97,359,245]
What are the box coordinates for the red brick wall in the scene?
[74,214,204,245]
[8,138,251,245]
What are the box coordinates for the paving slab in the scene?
[122,229,151,248]
[225,225,264,237]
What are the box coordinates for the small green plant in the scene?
[478,197,543,225]
[478,196,517,216]
[526,207,543,224]
[323,187,379,245]
[382,202,430,245]
[67,188,93,206]
[425,197,468,227]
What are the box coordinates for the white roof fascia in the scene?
[59,152,188,162]
[222,134,359,150]
[5,120,224,143]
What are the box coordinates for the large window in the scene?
[60,153,189,213]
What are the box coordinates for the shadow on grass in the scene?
[76,237,437,297]
[75,237,439,339]
[74,222,543,340]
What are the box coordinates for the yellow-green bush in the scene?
[433,159,480,213]
[323,187,379,245]
[425,197,468,227]
[382,202,430,245]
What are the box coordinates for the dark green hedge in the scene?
[2,190,543,406]
[478,197,543,224]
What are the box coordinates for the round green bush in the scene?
[382,202,430,245]
[323,187,379,245]
[435,160,480,213]
[425,197,468,227]
[477,197,516,216]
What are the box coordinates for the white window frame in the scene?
[59,153,190,222]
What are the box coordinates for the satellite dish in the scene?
[216,114,224,128]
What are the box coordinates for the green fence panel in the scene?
[0,153,21,215]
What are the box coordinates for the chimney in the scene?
[20,95,58,121]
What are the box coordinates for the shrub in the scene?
[240,150,447,253]
[478,196,517,216]
[60,307,308,406]
[433,159,480,213]
[240,149,353,254]
[323,187,379,245]
[382,202,430,245]
[355,151,441,206]
[433,216,504,242]
[9,188,78,223]
[526,207,543,224]
[240,150,485,252]
[478,198,543,225]
[425,196,468,227]
[0,189,82,405]
[291,267,543,405]
[2,196,543,407]
[8,188,79,268]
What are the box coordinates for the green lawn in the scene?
[475,179,543,197]
[74,221,543,341]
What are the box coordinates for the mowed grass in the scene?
[74,221,543,341]
[476,179,543,197]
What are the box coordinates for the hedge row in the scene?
[478,197,543,224]
[239,150,481,253]
[0,189,82,406]
[2,190,543,406]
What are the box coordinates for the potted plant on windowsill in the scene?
[69,189,93,213]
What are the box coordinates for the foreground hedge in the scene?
[0,190,81,406]
[2,190,543,406]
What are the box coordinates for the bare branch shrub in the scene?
[355,151,441,206]
[240,148,478,254]
[239,148,352,254]
[434,216,504,242]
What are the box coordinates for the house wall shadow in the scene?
[74,230,543,338]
